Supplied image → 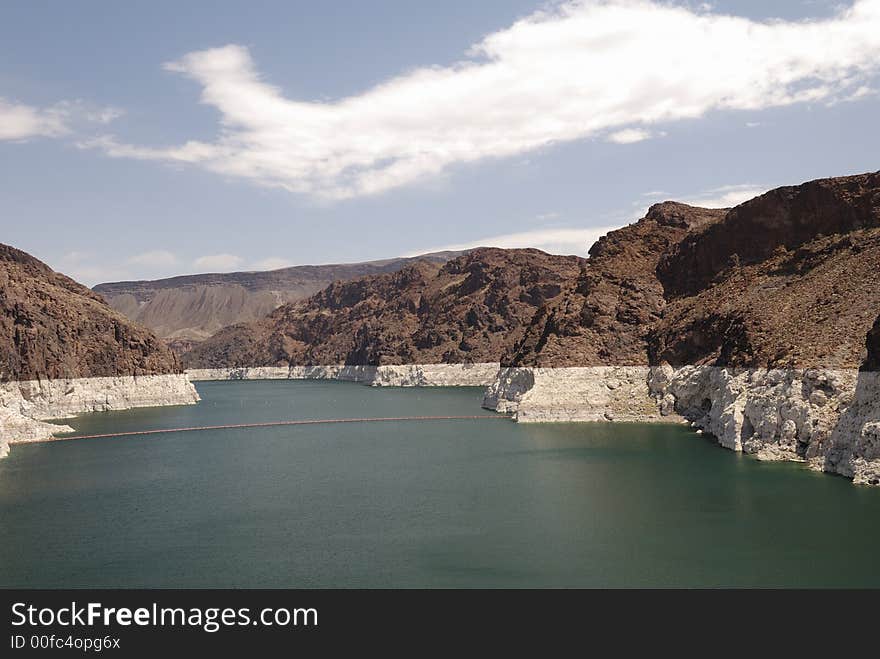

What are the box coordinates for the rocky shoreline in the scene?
[186,363,500,387]
[482,366,661,422]
[0,374,200,458]
[482,365,880,485]
[2,364,877,487]
[190,361,880,485]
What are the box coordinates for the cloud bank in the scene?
[0,100,69,141]
[679,184,769,209]
[192,253,244,271]
[409,225,620,259]
[85,0,880,199]
[0,99,120,141]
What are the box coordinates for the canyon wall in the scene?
[94,250,465,347]
[649,365,880,485]
[177,172,880,485]
[483,366,659,422]
[1,243,200,457]
[482,364,880,484]
[183,248,584,369]
[481,172,880,484]
[1,374,199,457]
[187,362,500,387]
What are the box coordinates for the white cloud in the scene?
[831,84,879,104]
[0,98,122,142]
[607,128,654,144]
[52,251,132,287]
[439,183,770,260]
[85,107,125,124]
[193,253,244,271]
[409,225,620,258]
[82,0,880,199]
[0,99,68,141]
[127,249,177,267]
[680,184,768,208]
[251,256,294,271]
[633,182,766,219]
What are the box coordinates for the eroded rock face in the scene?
[93,250,466,345]
[183,249,584,369]
[179,171,880,485]
[1,244,199,456]
[658,172,880,298]
[187,363,500,387]
[480,172,880,484]
[1,243,182,381]
[506,202,725,367]
[483,366,659,422]
[649,229,880,368]
[647,366,880,485]
[0,374,200,457]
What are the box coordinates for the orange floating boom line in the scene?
[16,415,511,444]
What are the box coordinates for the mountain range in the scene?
[93,251,465,352]
[185,172,880,372]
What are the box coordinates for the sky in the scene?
[1,0,879,286]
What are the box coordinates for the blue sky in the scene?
[1,0,878,285]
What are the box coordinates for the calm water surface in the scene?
[1,380,879,588]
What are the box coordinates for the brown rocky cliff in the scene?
[1,243,181,381]
[184,171,880,373]
[506,202,725,366]
[93,250,467,344]
[658,172,880,298]
[183,249,584,368]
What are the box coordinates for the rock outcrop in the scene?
[183,248,584,369]
[483,366,658,422]
[187,363,500,387]
[94,250,465,346]
[481,172,880,485]
[506,202,725,366]
[644,366,880,486]
[0,375,200,458]
[657,172,880,298]
[1,243,183,381]
[163,171,880,485]
[1,243,199,456]
[651,173,880,369]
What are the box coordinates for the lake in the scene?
[2,380,879,588]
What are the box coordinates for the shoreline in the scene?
[484,364,880,486]
[186,363,501,387]
[0,374,200,458]
[3,364,877,486]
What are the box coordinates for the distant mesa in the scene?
[93,251,466,349]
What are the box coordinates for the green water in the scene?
[1,380,879,588]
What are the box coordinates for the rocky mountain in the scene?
[0,243,181,382]
[657,172,880,297]
[183,248,584,368]
[508,172,880,371]
[506,202,726,367]
[185,171,880,375]
[648,172,880,369]
[94,251,465,347]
